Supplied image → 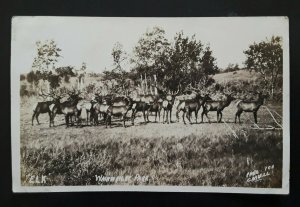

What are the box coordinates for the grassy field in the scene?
[20,96,283,187]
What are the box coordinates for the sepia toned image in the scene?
[11,17,289,193]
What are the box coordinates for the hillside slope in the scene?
[213,69,260,83]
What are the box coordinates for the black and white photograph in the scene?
[11,16,289,193]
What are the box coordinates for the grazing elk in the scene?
[105,96,133,128]
[50,90,82,127]
[235,92,268,124]
[32,90,62,127]
[201,93,235,123]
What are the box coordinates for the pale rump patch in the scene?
[162,100,168,108]
[132,103,137,109]
[80,109,88,119]
[49,104,55,112]
[32,103,38,112]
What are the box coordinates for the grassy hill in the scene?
[213,69,260,84]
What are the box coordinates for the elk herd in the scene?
[32,86,268,128]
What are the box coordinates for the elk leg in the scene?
[187,111,192,124]
[205,112,210,123]
[235,110,242,124]
[155,111,157,122]
[48,111,52,127]
[195,111,198,123]
[176,110,180,122]
[169,108,172,123]
[32,112,36,126]
[131,110,135,125]
[158,110,161,122]
[65,115,69,128]
[163,109,165,124]
[219,111,223,123]
[36,113,40,125]
[253,111,258,124]
[182,111,186,125]
[217,112,219,123]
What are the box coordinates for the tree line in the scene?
[20,27,283,100]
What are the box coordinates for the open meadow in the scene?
[20,96,283,187]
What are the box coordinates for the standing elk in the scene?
[146,98,163,123]
[201,93,235,123]
[50,90,82,128]
[235,92,268,124]
[176,91,211,124]
[131,94,159,125]
[91,94,111,125]
[162,89,180,124]
[32,90,62,127]
[105,96,133,128]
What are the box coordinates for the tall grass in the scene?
[21,129,282,187]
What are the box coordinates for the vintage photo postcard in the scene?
[11,16,289,194]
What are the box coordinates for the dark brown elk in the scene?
[201,93,235,123]
[235,92,268,124]
[50,90,82,127]
[105,96,133,128]
[130,94,158,125]
[32,90,62,127]
[176,92,211,124]
[146,98,163,123]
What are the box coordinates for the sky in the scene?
[11,16,288,74]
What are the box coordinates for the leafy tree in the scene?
[244,36,283,98]
[55,66,76,83]
[132,27,170,83]
[31,40,62,91]
[32,40,62,72]
[201,46,219,75]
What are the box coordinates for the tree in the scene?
[201,46,219,75]
[31,40,62,92]
[103,42,130,95]
[32,40,62,72]
[244,36,283,98]
[132,27,170,84]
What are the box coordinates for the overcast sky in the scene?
[11,16,288,74]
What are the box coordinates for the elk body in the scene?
[162,94,177,124]
[146,99,163,123]
[131,94,160,125]
[32,91,61,127]
[91,95,111,125]
[76,99,95,126]
[235,92,268,124]
[201,94,235,123]
[176,94,211,124]
[105,96,133,128]
[50,93,82,128]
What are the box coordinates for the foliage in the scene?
[131,28,218,93]
[222,63,240,73]
[244,36,283,98]
[20,74,26,81]
[32,40,62,72]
